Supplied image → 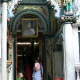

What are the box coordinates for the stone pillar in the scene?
[63,24,75,80]
[0,25,1,80]
[0,24,1,59]
[0,23,1,59]
[1,2,7,80]
[0,24,1,80]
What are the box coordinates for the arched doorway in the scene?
[11,9,48,80]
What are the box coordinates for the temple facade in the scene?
[0,0,80,80]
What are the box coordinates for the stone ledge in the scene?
[75,63,80,71]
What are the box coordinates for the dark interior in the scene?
[16,32,44,80]
[17,38,39,70]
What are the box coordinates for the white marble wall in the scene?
[1,2,7,80]
[72,26,79,63]
[63,24,75,80]
[72,25,80,80]
[0,59,1,80]
[0,2,1,59]
[0,3,2,80]
[0,21,1,80]
[0,24,1,59]
[0,2,2,24]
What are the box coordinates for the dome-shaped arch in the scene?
[11,9,49,33]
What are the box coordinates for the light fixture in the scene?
[17,42,31,45]
[17,42,39,45]
[17,55,26,56]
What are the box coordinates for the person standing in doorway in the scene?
[32,57,43,80]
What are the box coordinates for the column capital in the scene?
[59,15,78,24]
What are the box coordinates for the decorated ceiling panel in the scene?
[15,5,49,19]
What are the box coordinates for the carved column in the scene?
[0,2,1,59]
[63,24,75,80]
[0,24,1,80]
[1,2,7,80]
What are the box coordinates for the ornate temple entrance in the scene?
[1,0,80,80]
[11,8,50,79]
[7,1,63,80]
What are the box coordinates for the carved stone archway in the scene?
[11,9,49,33]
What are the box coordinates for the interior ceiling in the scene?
[17,33,42,56]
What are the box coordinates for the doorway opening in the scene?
[16,32,45,80]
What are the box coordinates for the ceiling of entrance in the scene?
[17,38,40,56]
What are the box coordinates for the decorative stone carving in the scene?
[7,0,22,18]
[52,44,62,52]
[7,59,12,73]
[72,0,80,16]
[6,0,80,20]
[47,0,80,21]
[60,15,77,23]
[47,0,61,18]
[56,0,62,7]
